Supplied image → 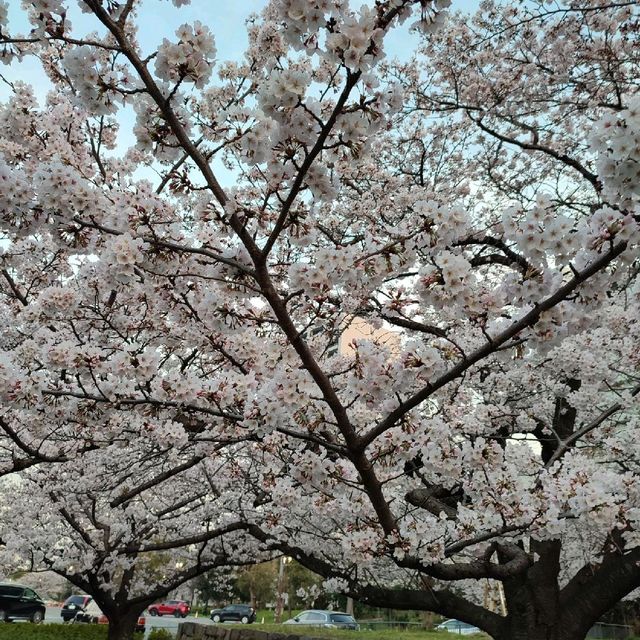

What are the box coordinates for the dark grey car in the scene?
[61,594,92,622]
[210,603,256,623]
[283,610,359,630]
[0,583,46,623]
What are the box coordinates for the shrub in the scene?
[148,630,175,640]
[0,625,108,639]
[0,625,145,640]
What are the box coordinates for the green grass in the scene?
[205,610,490,640]
[235,624,489,640]
[0,621,490,640]
[147,631,174,640]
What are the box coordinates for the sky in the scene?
[2,0,475,99]
[2,0,268,100]
[0,0,474,184]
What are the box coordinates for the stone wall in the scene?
[176,621,330,640]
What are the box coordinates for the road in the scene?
[45,606,215,637]
[145,612,215,635]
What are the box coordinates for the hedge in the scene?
[0,624,145,639]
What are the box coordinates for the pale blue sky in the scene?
[2,1,268,98]
[0,0,474,185]
[2,0,475,99]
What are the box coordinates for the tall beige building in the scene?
[338,316,401,356]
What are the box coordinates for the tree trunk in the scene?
[494,618,563,640]
[331,534,640,640]
[346,596,354,615]
[492,538,640,640]
[493,540,565,640]
[493,610,603,640]
[492,600,597,640]
[106,610,142,640]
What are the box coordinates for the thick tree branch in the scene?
[109,456,205,508]
[360,241,628,449]
[545,382,640,468]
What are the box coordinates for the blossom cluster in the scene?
[591,95,640,210]
[133,94,193,162]
[104,233,145,281]
[325,4,385,72]
[63,45,130,116]
[260,68,311,113]
[33,161,100,217]
[155,21,216,88]
[0,1,8,30]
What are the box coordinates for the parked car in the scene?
[436,619,483,635]
[75,600,145,632]
[210,603,256,624]
[283,610,359,630]
[0,583,46,623]
[147,599,190,618]
[61,594,92,622]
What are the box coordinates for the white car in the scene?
[74,599,103,624]
[436,618,483,635]
[74,599,146,632]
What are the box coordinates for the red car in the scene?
[148,600,190,618]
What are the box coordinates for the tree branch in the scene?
[360,241,628,450]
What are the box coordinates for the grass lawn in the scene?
[259,627,487,639]
[0,624,636,640]
[0,623,488,640]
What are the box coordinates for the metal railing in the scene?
[587,622,633,639]
[357,619,425,630]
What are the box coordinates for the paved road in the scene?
[145,612,215,635]
[45,606,216,637]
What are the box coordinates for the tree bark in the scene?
[106,610,143,640]
[250,523,640,640]
[356,541,640,640]
[492,539,562,640]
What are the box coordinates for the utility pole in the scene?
[274,557,291,623]
[346,597,354,615]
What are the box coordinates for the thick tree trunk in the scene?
[106,610,142,640]
[494,617,564,640]
[494,608,609,640]
[493,540,564,640]
[296,529,640,640]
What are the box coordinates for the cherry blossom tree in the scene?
[0,435,267,639]
[0,1,639,640]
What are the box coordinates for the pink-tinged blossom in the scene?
[155,21,216,88]
[0,2,638,639]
